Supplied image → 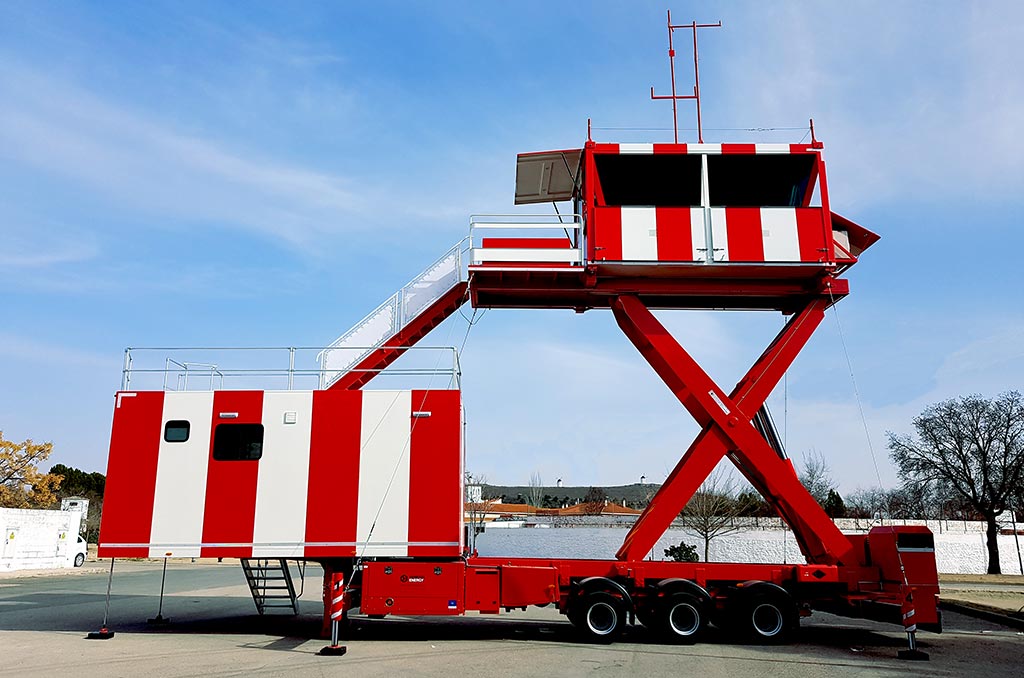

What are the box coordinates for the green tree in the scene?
[49,464,106,542]
[823,489,846,518]
[735,490,772,517]
[664,541,699,562]
[888,392,1024,574]
[49,464,105,496]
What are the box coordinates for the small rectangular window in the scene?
[213,423,264,461]
[164,420,190,443]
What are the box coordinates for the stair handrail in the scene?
[317,238,470,388]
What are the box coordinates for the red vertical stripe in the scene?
[653,143,686,154]
[201,390,263,558]
[725,208,765,262]
[593,207,622,261]
[407,390,463,557]
[97,392,164,558]
[655,207,694,261]
[305,389,362,557]
[796,208,828,262]
[722,143,756,155]
[592,143,619,154]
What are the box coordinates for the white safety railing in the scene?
[317,238,469,389]
[469,214,584,267]
[121,346,461,393]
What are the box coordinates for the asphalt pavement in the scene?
[1,561,1021,678]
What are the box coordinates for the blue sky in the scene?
[1,1,1022,495]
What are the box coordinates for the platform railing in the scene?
[121,346,461,392]
[317,238,470,387]
[469,214,584,267]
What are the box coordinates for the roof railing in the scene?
[121,345,461,393]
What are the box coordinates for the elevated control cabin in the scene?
[470,141,878,313]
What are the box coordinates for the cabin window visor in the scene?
[213,423,264,461]
[707,154,817,207]
[164,420,190,443]
[594,154,702,206]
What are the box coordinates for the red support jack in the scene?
[611,292,856,566]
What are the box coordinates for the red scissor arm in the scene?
[610,292,857,566]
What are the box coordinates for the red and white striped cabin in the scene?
[98,389,463,560]
[585,142,837,266]
[473,140,876,276]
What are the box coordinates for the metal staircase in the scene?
[240,559,301,615]
[318,239,470,390]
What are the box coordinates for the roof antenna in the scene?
[650,10,721,144]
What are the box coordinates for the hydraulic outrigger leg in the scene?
[611,293,856,566]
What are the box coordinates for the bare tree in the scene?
[580,486,607,515]
[680,466,745,562]
[528,471,544,508]
[888,391,1024,574]
[798,450,835,507]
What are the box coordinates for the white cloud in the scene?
[0,331,115,369]
[0,63,368,249]
[711,3,1024,210]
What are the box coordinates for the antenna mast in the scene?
[650,10,721,143]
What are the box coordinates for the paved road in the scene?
[1,561,1021,677]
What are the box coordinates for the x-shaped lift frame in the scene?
[611,292,857,566]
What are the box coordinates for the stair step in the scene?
[240,558,300,616]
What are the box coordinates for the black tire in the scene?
[570,591,627,643]
[735,593,797,644]
[74,553,85,568]
[655,592,706,643]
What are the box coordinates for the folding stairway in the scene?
[240,558,301,615]
[318,239,469,390]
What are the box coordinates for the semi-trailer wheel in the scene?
[733,592,797,644]
[654,592,707,643]
[570,591,627,643]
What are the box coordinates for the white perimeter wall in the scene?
[1,508,82,572]
[478,519,1024,575]
[654,527,1024,575]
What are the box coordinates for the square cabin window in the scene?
[213,423,264,461]
[164,420,190,443]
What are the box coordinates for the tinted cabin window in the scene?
[213,423,264,461]
[707,154,816,207]
[594,154,702,206]
[896,532,935,551]
[164,420,190,443]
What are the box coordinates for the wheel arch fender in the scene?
[655,578,711,604]
[733,580,791,602]
[572,576,634,610]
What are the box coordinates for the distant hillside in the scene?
[481,483,662,507]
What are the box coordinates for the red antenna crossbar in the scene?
[650,10,721,143]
